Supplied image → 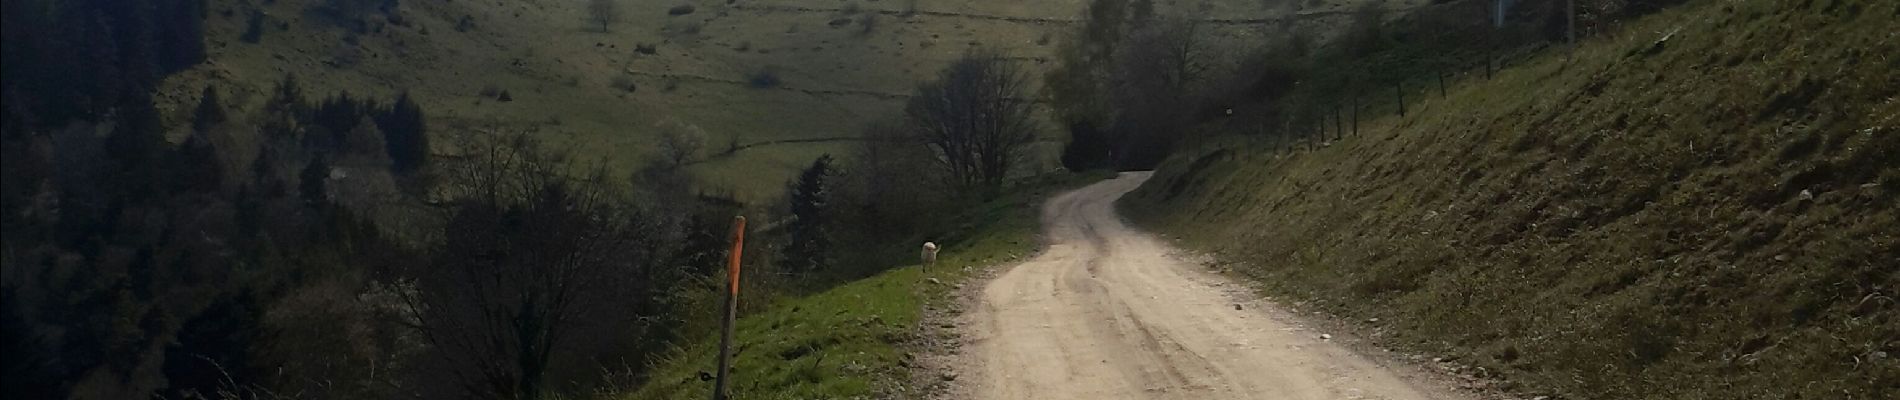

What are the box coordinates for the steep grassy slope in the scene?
[620,172,1110,400]
[1123,0,1899,398]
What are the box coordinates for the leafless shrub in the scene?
[723,133,741,156]
[610,75,637,92]
[663,19,704,40]
[747,68,783,88]
[903,49,1035,196]
[404,130,680,400]
[654,118,707,167]
[1107,18,1213,168]
[836,120,942,236]
[587,0,618,32]
[857,13,879,36]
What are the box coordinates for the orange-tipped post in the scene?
[713,216,745,400]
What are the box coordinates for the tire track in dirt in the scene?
[953,172,1474,400]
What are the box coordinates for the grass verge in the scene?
[1124,1,1897,399]
[619,171,1112,400]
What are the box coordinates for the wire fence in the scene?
[1242,40,1557,156]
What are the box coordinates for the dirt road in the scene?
[956,172,1468,400]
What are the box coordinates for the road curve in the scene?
[956,172,1466,400]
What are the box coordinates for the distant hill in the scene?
[158,0,1404,201]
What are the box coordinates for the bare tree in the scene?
[834,121,944,257]
[1047,1,1220,169]
[587,0,617,32]
[1107,18,1211,168]
[1117,18,1209,102]
[1044,0,1136,127]
[843,120,939,214]
[904,50,1036,196]
[401,131,678,400]
[654,118,707,167]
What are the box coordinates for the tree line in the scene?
[0,0,725,397]
[2,60,768,400]
[1042,0,1227,171]
[1039,0,1683,171]
[0,0,1056,398]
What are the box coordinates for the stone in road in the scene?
[956,172,1468,400]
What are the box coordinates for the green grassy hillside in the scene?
[156,0,1084,201]
[1123,0,1898,398]
[155,0,1400,201]
[619,172,1109,400]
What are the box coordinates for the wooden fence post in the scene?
[1396,82,1407,117]
[1281,130,1289,155]
[1309,119,1319,150]
[1334,106,1343,141]
[1318,116,1326,144]
[1281,125,1290,155]
[1567,0,1577,45]
[1283,117,1293,154]
[1484,44,1495,80]
[712,216,747,400]
[1298,119,1306,152]
[1437,72,1447,97]
[1352,94,1361,137]
[1269,122,1279,155]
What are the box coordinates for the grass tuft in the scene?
[1124,1,1899,399]
[618,172,1111,400]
